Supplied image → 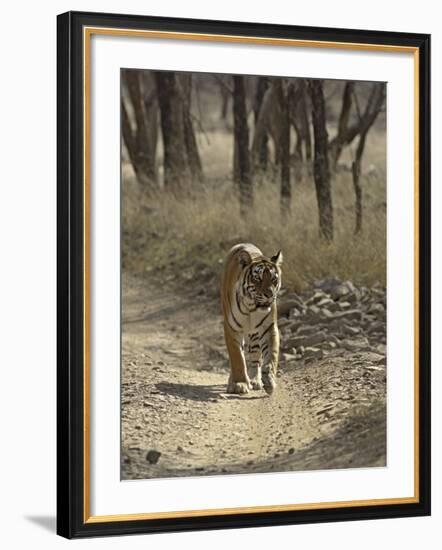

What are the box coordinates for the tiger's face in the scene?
[244,252,283,308]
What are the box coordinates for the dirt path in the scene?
[121,275,386,480]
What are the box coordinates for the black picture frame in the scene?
[57,10,431,539]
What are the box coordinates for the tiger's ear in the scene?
[238,249,252,268]
[271,250,283,267]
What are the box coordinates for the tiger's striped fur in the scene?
[221,243,282,395]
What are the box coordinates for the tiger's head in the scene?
[240,250,283,309]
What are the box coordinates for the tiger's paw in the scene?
[262,372,277,395]
[250,377,264,390]
[227,378,250,394]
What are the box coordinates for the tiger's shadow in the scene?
[155,382,264,402]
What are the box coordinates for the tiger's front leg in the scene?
[261,322,280,395]
[247,333,263,390]
[224,323,251,394]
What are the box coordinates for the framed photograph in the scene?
[57,11,431,539]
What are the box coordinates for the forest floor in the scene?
[121,273,387,480]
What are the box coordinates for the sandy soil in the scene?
[121,275,386,480]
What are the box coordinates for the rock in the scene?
[318,309,363,326]
[303,347,323,361]
[278,318,301,332]
[288,447,295,455]
[338,301,352,310]
[282,353,297,362]
[330,283,351,301]
[342,337,370,352]
[367,320,385,333]
[341,324,361,336]
[306,291,329,306]
[337,309,363,322]
[295,325,320,337]
[316,297,335,308]
[286,331,328,349]
[369,303,385,316]
[146,450,161,464]
[324,341,337,349]
[344,291,360,304]
[326,301,343,313]
[302,307,323,323]
[362,352,385,363]
[315,276,342,293]
[320,308,335,319]
[365,365,385,371]
[376,343,387,354]
[278,298,304,317]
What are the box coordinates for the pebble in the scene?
[146,450,161,464]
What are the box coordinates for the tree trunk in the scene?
[329,81,354,171]
[274,79,291,219]
[328,82,385,168]
[352,123,371,234]
[121,69,158,191]
[154,71,191,191]
[219,83,230,120]
[180,74,204,183]
[252,81,277,170]
[232,75,253,217]
[253,77,269,171]
[308,79,334,242]
[352,156,363,235]
[299,82,312,162]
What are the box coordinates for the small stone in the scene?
[278,299,304,318]
[286,331,328,349]
[341,324,361,336]
[288,447,295,455]
[369,303,385,316]
[345,292,360,304]
[303,347,323,361]
[339,309,363,322]
[343,337,370,351]
[315,276,342,293]
[331,283,350,301]
[146,450,161,464]
[316,297,334,308]
[306,291,328,306]
[295,325,318,337]
[367,320,385,333]
[326,301,342,313]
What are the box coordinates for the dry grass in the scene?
[122,162,386,291]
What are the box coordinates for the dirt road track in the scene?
[121,275,386,480]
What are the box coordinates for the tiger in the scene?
[221,243,283,395]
